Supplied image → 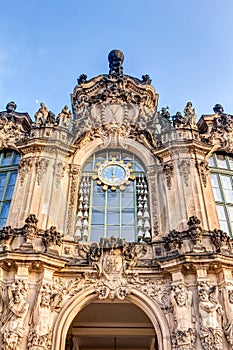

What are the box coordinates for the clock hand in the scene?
[112,165,116,178]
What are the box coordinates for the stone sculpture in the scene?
[171,284,195,349]
[1,281,29,350]
[223,285,233,348]
[198,283,223,350]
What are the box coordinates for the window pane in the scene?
[0,173,7,187]
[106,226,120,238]
[221,175,233,203]
[122,226,136,241]
[107,191,120,207]
[1,152,13,166]
[5,186,15,200]
[92,191,105,206]
[83,162,93,172]
[212,187,223,202]
[221,175,232,190]
[90,225,104,242]
[0,202,10,218]
[13,153,20,165]
[228,206,233,224]
[208,157,215,167]
[210,174,222,201]
[216,154,228,169]
[91,209,104,225]
[228,156,233,170]
[216,205,227,219]
[8,172,17,185]
[122,211,135,225]
[107,211,120,225]
[122,193,134,208]
[0,218,6,228]
[216,205,229,233]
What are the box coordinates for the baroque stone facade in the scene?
[0,50,233,349]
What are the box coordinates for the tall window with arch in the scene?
[0,150,20,228]
[209,153,233,236]
[75,150,151,242]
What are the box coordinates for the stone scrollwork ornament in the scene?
[198,282,224,350]
[171,284,196,350]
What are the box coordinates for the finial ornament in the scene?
[108,49,124,76]
[213,104,224,114]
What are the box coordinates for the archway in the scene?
[52,288,172,350]
[66,300,157,350]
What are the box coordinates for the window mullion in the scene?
[104,190,108,238]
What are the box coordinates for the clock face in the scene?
[100,164,127,185]
[93,158,135,191]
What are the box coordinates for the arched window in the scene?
[75,150,150,242]
[209,153,233,235]
[0,150,20,228]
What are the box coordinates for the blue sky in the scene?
[0,0,233,120]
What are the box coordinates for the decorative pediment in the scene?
[71,50,160,148]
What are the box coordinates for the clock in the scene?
[93,158,135,191]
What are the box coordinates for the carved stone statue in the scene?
[198,283,223,350]
[171,284,195,349]
[183,102,197,127]
[172,102,197,129]
[34,102,49,127]
[57,105,71,128]
[222,285,233,347]
[1,282,29,350]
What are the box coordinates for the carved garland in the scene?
[66,165,81,235]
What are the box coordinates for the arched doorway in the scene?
[66,300,158,350]
[52,288,171,350]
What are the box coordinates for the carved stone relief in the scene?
[18,159,32,186]
[222,284,233,348]
[1,280,29,350]
[198,282,223,350]
[28,280,66,350]
[171,284,196,350]
[53,162,65,188]
[163,161,174,190]
[67,165,81,235]
[35,158,49,185]
[197,160,210,188]
[146,165,160,236]
[178,160,190,187]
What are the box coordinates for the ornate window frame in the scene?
[74,149,151,243]
[0,149,20,228]
[209,153,233,235]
